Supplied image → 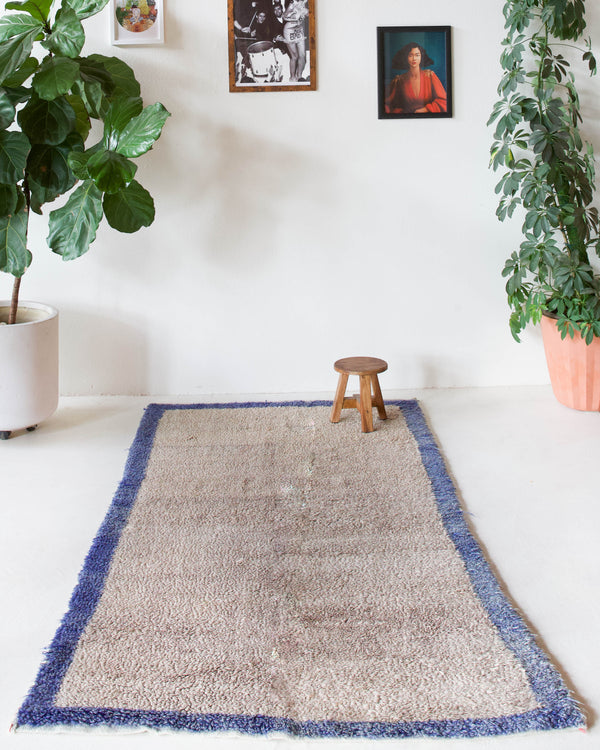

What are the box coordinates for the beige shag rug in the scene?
[16,401,584,738]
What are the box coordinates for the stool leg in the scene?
[359,374,374,432]
[330,372,349,423]
[371,373,387,420]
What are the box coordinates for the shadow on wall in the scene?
[58,309,153,395]
[199,123,323,269]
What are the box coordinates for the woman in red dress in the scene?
[385,42,447,114]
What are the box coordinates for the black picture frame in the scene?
[377,26,452,119]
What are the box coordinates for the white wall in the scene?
[8,0,600,395]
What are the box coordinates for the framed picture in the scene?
[228,0,316,92]
[111,0,164,46]
[377,26,452,119]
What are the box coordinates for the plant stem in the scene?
[8,176,33,325]
[9,276,21,325]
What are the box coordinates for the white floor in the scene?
[1,387,599,750]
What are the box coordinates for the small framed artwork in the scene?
[111,0,164,46]
[377,26,452,119]
[228,0,316,92]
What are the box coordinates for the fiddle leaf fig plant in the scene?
[488,0,600,344]
[0,0,170,323]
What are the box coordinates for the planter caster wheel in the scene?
[0,431,12,440]
[26,425,38,432]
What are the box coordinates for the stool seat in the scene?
[334,357,388,377]
[331,357,388,433]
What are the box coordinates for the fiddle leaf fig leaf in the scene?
[1,55,38,87]
[42,6,85,58]
[103,179,154,233]
[47,180,103,260]
[0,89,17,128]
[0,199,31,277]
[71,78,105,119]
[78,56,114,93]
[67,149,91,180]
[0,26,41,83]
[28,175,58,214]
[113,102,171,158]
[86,54,140,98]
[5,0,52,23]
[0,183,18,218]
[0,129,30,183]
[67,140,102,180]
[87,149,137,193]
[18,93,77,145]
[102,96,143,150]
[0,13,44,42]
[27,143,67,192]
[65,93,91,141]
[32,56,80,100]
[26,135,82,194]
[65,0,111,20]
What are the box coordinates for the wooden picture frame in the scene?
[228,0,316,92]
[111,0,164,46]
[377,26,452,119]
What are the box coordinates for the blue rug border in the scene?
[16,399,585,738]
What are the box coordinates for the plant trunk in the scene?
[9,276,21,325]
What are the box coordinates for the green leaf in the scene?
[66,140,103,181]
[77,56,114,92]
[4,0,54,23]
[28,173,69,213]
[0,12,44,42]
[47,180,103,260]
[113,102,170,158]
[0,129,30,182]
[18,92,77,145]
[0,183,18,218]
[32,56,80,100]
[103,179,154,233]
[583,48,596,74]
[4,0,52,23]
[0,88,16,128]
[0,84,29,107]
[26,136,82,194]
[87,149,136,193]
[71,78,104,119]
[0,198,31,276]
[0,55,38,87]
[0,26,40,83]
[65,0,111,20]
[102,95,143,149]
[86,54,140,98]
[67,148,91,180]
[42,6,85,58]
[65,93,91,141]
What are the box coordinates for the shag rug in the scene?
[16,401,584,738]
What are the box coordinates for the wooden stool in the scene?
[330,357,388,433]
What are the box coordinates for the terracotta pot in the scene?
[0,301,59,435]
[540,313,600,411]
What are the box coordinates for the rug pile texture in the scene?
[16,401,584,738]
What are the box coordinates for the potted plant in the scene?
[488,0,600,410]
[0,0,169,437]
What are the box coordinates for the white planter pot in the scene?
[0,301,59,436]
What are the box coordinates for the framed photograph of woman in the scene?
[377,26,452,119]
[111,0,164,45]
[228,0,316,92]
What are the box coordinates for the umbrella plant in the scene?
[0,0,170,324]
[488,0,599,343]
